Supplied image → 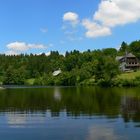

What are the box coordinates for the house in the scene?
[52,69,62,76]
[116,53,140,71]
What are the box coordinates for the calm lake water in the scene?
[0,87,140,140]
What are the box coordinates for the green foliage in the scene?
[0,39,140,87]
[118,41,129,55]
[3,66,25,85]
[102,48,117,57]
[34,73,55,86]
[118,40,140,59]
[95,56,120,85]
[129,40,140,59]
[25,79,35,85]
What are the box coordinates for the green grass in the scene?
[118,71,140,80]
[25,78,35,85]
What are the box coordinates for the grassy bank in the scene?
[79,71,140,87]
[23,70,140,87]
[114,71,140,87]
[1,71,140,87]
[118,71,140,80]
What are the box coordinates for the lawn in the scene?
[118,71,140,80]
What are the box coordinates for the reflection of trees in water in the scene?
[1,87,140,123]
[0,87,121,118]
[121,96,140,122]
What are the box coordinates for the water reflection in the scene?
[87,124,124,140]
[122,96,140,123]
[0,87,140,140]
[7,113,27,127]
[0,87,120,116]
[0,87,140,122]
[54,88,61,101]
[7,112,47,128]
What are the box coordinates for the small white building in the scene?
[52,69,62,76]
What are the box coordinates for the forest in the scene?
[1,40,140,87]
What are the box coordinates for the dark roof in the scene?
[116,53,137,61]
[125,53,136,58]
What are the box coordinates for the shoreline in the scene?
[0,85,140,89]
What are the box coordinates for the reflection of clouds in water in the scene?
[86,125,125,140]
[7,113,27,128]
[7,113,46,128]
[54,88,61,101]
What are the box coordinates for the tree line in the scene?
[0,40,140,86]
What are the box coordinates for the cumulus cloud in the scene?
[63,12,79,26]
[5,50,18,55]
[62,12,83,41]
[37,51,51,56]
[6,41,47,54]
[7,42,46,51]
[94,0,140,27]
[82,0,140,38]
[62,0,140,39]
[45,51,51,56]
[82,19,111,38]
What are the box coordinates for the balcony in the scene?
[126,63,140,67]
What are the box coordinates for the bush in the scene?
[113,77,140,87]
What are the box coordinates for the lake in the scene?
[0,87,140,140]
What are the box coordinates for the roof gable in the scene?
[125,53,136,58]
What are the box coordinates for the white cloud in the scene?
[7,42,46,51]
[45,51,51,56]
[6,41,47,54]
[62,0,140,39]
[82,19,111,38]
[63,12,79,26]
[62,12,84,41]
[94,0,140,27]
[115,44,121,51]
[82,0,140,38]
[37,51,51,56]
[7,42,28,51]
[5,50,18,55]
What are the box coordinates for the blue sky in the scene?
[0,0,140,55]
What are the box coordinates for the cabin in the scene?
[52,69,62,76]
[116,53,140,71]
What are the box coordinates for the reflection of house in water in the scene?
[121,96,140,122]
[54,88,61,101]
[116,53,140,71]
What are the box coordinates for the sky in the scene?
[0,0,140,55]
